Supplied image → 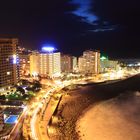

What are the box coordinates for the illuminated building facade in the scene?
[72,56,78,72]
[61,54,77,73]
[100,58,119,73]
[53,52,61,76]
[29,52,40,76]
[39,53,48,77]
[78,56,86,73]
[78,50,100,74]
[40,52,61,77]
[0,109,4,132]
[0,38,20,88]
[19,54,30,77]
[30,51,61,77]
[61,54,73,73]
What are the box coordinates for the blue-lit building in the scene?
[30,47,61,78]
[0,38,20,88]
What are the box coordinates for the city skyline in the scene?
[0,0,140,58]
[0,1,140,140]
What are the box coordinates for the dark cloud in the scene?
[93,0,140,28]
[69,0,98,24]
[69,0,117,32]
[0,0,139,58]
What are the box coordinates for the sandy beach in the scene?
[77,91,140,140]
[51,74,140,140]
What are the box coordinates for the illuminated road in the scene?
[22,89,50,139]
[36,94,62,140]
[4,89,48,140]
[29,78,95,140]
[29,77,123,140]
[22,70,140,140]
[28,81,71,140]
[0,69,137,140]
[30,88,63,140]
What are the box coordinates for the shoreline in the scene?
[76,91,140,140]
[51,74,140,140]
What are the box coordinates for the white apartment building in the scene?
[78,50,100,74]
[30,52,61,78]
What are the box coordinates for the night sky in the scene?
[0,0,140,58]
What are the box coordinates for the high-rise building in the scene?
[72,56,77,72]
[39,52,61,77]
[0,38,20,88]
[78,50,100,74]
[78,56,86,73]
[61,54,73,73]
[61,54,77,73]
[39,53,48,77]
[0,109,4,132]
[53,52,61,76]
[100,58,119,73]
[30,51,61,77]
[29,52,40,76]
[19,54,30,77]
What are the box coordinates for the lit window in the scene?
[7,72,11,75]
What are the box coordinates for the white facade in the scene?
[72,56,77,72]
[30,52,61,77]
[39,52,61,77]
[78,56,86,73]
[53,52,61,76]
[40,53,48,76]
[78,50,100,74]
[29,52,40,76]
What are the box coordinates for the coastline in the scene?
[76,91,140,140]
[50,74,140,140]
